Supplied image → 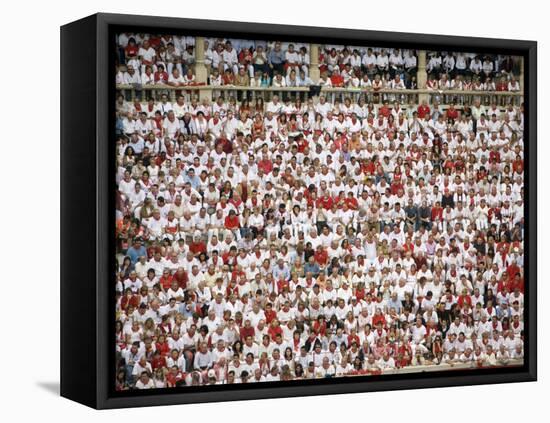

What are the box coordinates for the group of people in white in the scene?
[114,34,525,390]
[115,32,521,97]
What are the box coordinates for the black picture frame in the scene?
[61,12,537,409]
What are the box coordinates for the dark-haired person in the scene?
[135,371,155,389]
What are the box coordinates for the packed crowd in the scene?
[424,52,521,94]
[116,33,520,92]
[114,34,525,391]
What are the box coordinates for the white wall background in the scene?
[0,0,546,419]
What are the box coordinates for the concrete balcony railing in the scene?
[116,84,524,110]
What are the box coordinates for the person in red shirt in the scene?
[345,192,359,210]
[354,283,366,301]
[496,76,509,91]
[362,158,376,175]
[277,278,290,293]
[489,150,501,163]
[512,156,524,173]
[314,245,329,267]
[151,350,167,371]
[121,288,140,311]
[172,267,188,290]
[153,64,169,84]
[296,134,309,152]
[403,238,414,254]
[431,201,443,226]
[166,365,186,387]
[330,68,345,87]
[155,334,171,357]
[379,101,391,118]
[125,38,139,60]
[222,68,235,85]
[264,303,277,324]
[312,315,327,337]
[224,210,240,231]
[417,100,431,119]
[257,154,273,175]
[372,309,387,328]
[332,132,348,150]
[188,235,206,256]
[507,260,521,280]
[347,332,360,348]
[159,268,174,290]
[316,193,333,210]
[222,246,238,267]
[391,168,404,195]
[239,319,255,340]
[238,47,253,67]
[396,344,412,368]
[334,192,347,208]
[267,319,283,341]
[215,134,233,154]
[509,273,525,293]
[446,103,459,122]
[488,206,501,226]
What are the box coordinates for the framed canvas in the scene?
[60,13,537,409]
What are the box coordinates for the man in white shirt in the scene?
[138,39,157,73]
[285,44,300,76]
[362,48,377,77]
[168,68,185,87]
[222,41,238,75]
[135,371,155,389]
[123,65,141,86]
[469,57,482,77]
